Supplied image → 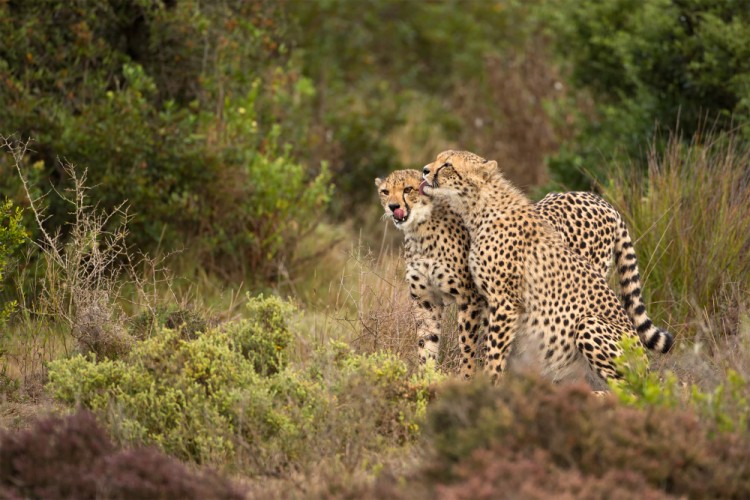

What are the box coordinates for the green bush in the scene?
[0,198,25,324]
[47,295,290,464]
[227,294,294,376]
[544,0,750,186]
[128,306,211,341]
[0,1,330,281]
[611,336,750,433]
[47,295,440,472]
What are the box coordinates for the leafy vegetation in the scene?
[545,0,750,185]
[0,198,25,324]
[47,295,440,472]
[0,1,331,281]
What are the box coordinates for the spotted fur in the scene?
[422,150,642,384]
[537,192,673,353]
[375,170,484,378]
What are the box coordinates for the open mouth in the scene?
[392,207,408,224]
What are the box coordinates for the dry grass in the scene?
[0,138,187,402]
[279,215,465,373]
[450,36,573,190]
[602,132,750,344]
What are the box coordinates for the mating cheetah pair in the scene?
[376,150,673,387]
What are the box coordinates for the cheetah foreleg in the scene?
[483,294,520,381]
[413,300,442,365]
[454,294,486,379]
[407,264,443,365]
[426,264,485,379]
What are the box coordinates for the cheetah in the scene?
[421,150,644,384]
[536,192,673,353]
[376,172,672,376]
[375,170,484,378]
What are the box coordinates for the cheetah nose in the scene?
[388,203,400,211]
[422,166,430,177]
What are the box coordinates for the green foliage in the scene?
[227,294,294,377]
[611,335,750,433]
[608,336,680,408]
[47,295,440,472]
[128,307,210,341]
[0,1,330,281]
[0,199,26,324]
[544,0,750,185]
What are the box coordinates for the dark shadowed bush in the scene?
[0,411,242,500]
[544,0,750,185]
[433,448,670,500]
[421,375,750,499]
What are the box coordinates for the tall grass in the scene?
[603,132,750,343]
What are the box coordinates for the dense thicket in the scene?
[546,0,750,185]
[2,0,749,279]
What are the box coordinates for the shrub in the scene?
[0,1,331,281]
[229,294,295,376]
[0,198,25,324]
[434,448,670,500]
[543,0,750,185]
[47,317,267,463]
[47,295,440,473]
[611,336,750,433]
[128,307,211,341]
[0,411,243,499]
[421,375,750,498]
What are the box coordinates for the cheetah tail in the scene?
[614,219,674,353]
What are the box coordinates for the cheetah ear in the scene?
[374,177,383,187]
[481,160,498,180]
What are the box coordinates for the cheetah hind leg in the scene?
[574,316,631,385]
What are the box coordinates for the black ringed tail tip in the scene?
[644,328,674,353]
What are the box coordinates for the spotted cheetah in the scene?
[376,169,672,379]
[421,150,643,383]
[375,170,484,378]
[536,192,672,353]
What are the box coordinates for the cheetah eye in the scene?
[380,189,389,196]
[403,187,414,194]
[442,162,452,168]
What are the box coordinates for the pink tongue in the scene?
[419,181,427,195]
[393,208,406,220]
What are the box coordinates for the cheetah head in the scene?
[374,169,432,229]
[421,150,498,197]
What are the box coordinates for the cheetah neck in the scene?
[402,199,452,258]
[463,176,531,235]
